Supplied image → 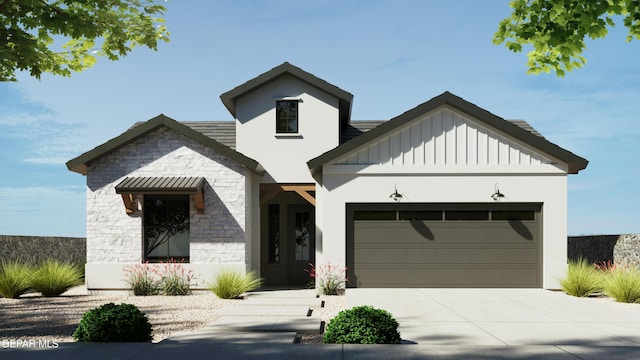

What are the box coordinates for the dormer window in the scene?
[276,100,299,134]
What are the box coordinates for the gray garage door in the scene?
[347,203,542,288]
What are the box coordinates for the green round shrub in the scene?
[73,303,153,342]
[323,305,401,344]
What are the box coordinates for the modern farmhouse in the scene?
[67,62,588,291]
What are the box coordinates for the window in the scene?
[144,195,190,262]
[354,211,397,221]
[492,211,535,221]
[399,211,443,221]
[294,211,311,261]
[268,204,280,264]
[276,100,298,133]
[444,211,489,221]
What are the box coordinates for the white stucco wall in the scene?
[315,107,572,289]
[85,127,249,290]
[235,74,340,183]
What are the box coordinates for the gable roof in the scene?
[220,62,354,125]
[66,114,264,175]
[308,91,588,175]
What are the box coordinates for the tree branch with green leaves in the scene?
[0,0,169,81]
[494,0,640,76]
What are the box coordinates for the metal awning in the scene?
[116,176,205,194]
[115,177,206,214]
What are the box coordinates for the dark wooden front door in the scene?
[287,204,315,285]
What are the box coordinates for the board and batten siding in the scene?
[318,105,570,289]
[336,107,552,168]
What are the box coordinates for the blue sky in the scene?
[1,0,639,237]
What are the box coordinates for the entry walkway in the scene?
[163,289,321,343]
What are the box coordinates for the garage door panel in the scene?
[354,247,539,265]
[350,203,541,288]
[353,266,539,288]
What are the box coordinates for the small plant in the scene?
[207,269,262,299]
[157,259,195,296]
[604,266,640,303]
[31,260,83,297]
[594,260,619,272]
[123,263,159,296]
[0,261,35,298]
[560,258,604,297]
[306,261,348,295]
[73,303,152,342]
[323,305,401,344]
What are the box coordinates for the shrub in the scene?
[604,267,640,303]
[31,260,83,297]
[306,262,348,295]
[157,260,195,296]
[207,269,262,299]
[560,258,604,297]
[0,261,35,298]
[123,263,159,296]
[323,305,401,344]
[73,303,152,342]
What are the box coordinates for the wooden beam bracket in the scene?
[260,183,316,206]
[194,189,205,214]
[121,194,135,215]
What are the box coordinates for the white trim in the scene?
[323,163,568,175]
[274,133,303,138]
[273,96,303,102]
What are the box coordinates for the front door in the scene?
[287,204,315,285]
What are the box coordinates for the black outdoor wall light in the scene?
[389,185,404,202]
[491,184,505,202]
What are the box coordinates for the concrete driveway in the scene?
[346,288,640,348]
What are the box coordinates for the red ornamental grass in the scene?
[306,261,348,295]
[594,260,623,272]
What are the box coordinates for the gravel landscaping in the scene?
[0,285,350,344]
[0,286,237,343]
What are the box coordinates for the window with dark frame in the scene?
[491,211,535,221]
[399,211,443,221]
[268,204,280,264]
[353,211,397,221]
[276,100,298,133]
[143,195,190,263]
[444,211,490,221]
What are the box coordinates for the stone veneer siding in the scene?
[614,234,640,268]
[0,235,85,265]
[86,127,247,265]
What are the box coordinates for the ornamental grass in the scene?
[560,258,604,297]
[0,261,35,298]
[207,269,262,299]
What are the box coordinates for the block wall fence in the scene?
[0,235,86,265]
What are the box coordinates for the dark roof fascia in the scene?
[308,91,588,175]
[220,62,354,121]
[66,114,264,175]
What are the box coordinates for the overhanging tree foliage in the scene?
[494,0,640,76]
[0,0,169,81]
